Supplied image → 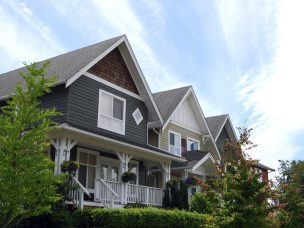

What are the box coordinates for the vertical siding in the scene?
[159,123,203,151]
[67,76,147,146]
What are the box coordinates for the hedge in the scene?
[73,208,213,228]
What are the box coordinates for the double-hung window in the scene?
[168,131,181,157]
[187,138,200,151]
[98,89,126,135]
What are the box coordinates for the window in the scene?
[187,138,200,151]
[132,108,143,125]
[98,90,126,135]
[168,131,181,157]
[78,152,97,189]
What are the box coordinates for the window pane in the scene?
[101,165,108,180]
[88,154,96,165]
[88,166,96,189]
[169,133,175,146]
[111,166,118,182]
[101,92,112,116]
[78,165,87,187]
[100,115,112,129]
[113,98,123,120]
[175,134,181,147]
[79,152,88,164]
[112,118,123,132]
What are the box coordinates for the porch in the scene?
[49,124,181,209]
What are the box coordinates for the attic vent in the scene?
[132,108,143,125]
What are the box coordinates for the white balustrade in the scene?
[95,179,121,208]
[127,184,163,206]
[69,175,91,209]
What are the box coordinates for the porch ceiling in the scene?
[49,124,186,163]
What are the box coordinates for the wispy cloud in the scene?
[0,1,65,72]
[215,0,304,172]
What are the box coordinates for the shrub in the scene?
[73,208,212,228]
[121,172,137,183]
[124,202,148,208]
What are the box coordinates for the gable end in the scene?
[88,47,139,95]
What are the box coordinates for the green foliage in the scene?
[0,62,61,227]
[73,208,212,228]
[124,202,148,208]
[121,171,137,183]
[276,160,304,227]
[60,160,80,174]
[162,180,188,210]
[190,189,220,214]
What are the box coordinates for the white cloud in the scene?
[216,0,304,173]
[0,1,65,72]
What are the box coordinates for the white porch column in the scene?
[116,152,132,204]
[160,162,171,188]
[51,137,77,175]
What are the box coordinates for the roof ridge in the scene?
[206,114,229,119]
[153,85,192,95]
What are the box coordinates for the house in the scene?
[0,35,274,209]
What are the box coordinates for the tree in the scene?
[190,126,274,227]
[0,62,60,227]
[276,160,304,227]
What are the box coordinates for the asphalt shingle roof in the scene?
[0,35,123,99]
[205,114,228,139]
[153,86,191,123]
[171,150,209,168]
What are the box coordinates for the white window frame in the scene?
[132,108,143,125]
[187,137,200,151]
[168,130,182,157]
[97,89,126,135]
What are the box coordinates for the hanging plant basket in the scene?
[121,172,137,183]
[60,160,80,175]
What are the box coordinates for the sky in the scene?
[0,0,303,176]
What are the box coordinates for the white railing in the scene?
[69,175,91,209]
[127,184,163,206]
[95,179,121,208]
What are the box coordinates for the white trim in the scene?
[132,108,143,125]
[58,124,186,162]
[168,130,182,157]
[122,36,163,125]
[171,121,202,135]
[66,36,125,87]
[84,72,143,101]
[162,88,191,131]
[192,153,216,171]
[186,137,200,151]
[214,115,229,142]
[97,89,126,135]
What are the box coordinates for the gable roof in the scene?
[0,35,163,124]
[153,86,191,124]
[205,114,228,139]
[0,36,123,100]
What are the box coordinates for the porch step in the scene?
[83,200,104,208]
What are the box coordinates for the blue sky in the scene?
[1,0,303,174]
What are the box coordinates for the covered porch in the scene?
[49,124,181,208]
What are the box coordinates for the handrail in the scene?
[71,175,90,197]
[127,183,163,191]
[96,178,119,197]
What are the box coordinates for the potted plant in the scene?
[60,160,80,175]
[121,171,137,183]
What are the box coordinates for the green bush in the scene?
[73,208,212,228]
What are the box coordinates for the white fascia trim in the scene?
[162,88,192,131]
[171,121,202,135]
[214,115,229,142]
[84,72,143,101]
[59,124,186,162]
[66,36,125,88]
[189,87,222,160]
[192,152,216,171]
[123,37,163,124]
[186,137,200,150]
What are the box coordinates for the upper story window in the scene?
[98,89,126,135]
[168,131,181,157]
[187,138,200,151]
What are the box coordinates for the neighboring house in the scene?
[253,162,275,183]
[0,35,274,209]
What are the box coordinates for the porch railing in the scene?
[95,179,121,208]
[69,175,91,209]
[127,184,163,206]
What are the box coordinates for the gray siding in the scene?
[216,127,229,153]
[41,84,68,123]
[67,76,148,146]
